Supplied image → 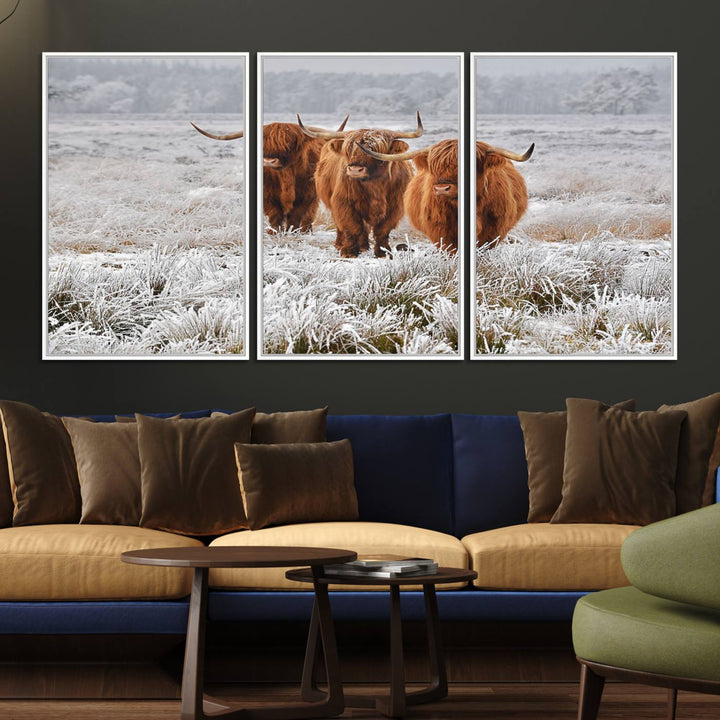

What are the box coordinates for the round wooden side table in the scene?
[122,546,356,720]
[286,566,477,718]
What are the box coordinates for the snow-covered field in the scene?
[46,111,673,358]
[473,113,673,356]
[46,113,245,357]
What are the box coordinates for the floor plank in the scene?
[0,683,718,719]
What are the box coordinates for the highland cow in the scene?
[359,138,534,252]
[191,116,348,233]
[298,113,423,258]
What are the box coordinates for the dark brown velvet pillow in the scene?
[552,398,686,525]
[252,408,328,443]
[115,414,180,422]
[212,407,328,444]
[62,417,141,525]
[235,440,358,531]
[658,393,720,514]
[138,409,255,536]
[0,400,81,526]
[518,399,636,522]
[704,425,720,506]
[0,430,14,528]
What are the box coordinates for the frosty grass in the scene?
[47,113,672,356]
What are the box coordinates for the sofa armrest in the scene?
[621,503,720,611]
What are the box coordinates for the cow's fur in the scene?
[404,139,460,251]
[403,139,529,253]
[474,140,529,247]
[263,123,326,233]
[315,130,413,258]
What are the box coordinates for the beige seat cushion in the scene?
[462,523,639,591]
[209,522,469,591]
[0,525,203,600]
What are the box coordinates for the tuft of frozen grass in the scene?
[475,236,672,356]
[262,237,459,356]
[47,244,245,356]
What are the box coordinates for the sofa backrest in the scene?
[79,409,531,539]
[327,414,455,535]
[451,414,529,537]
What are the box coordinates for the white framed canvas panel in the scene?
[257,52,464,360]
[470,52,677,360]
[43,52,250,359]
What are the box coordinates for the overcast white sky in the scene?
[262,55,460,75]
[474,55,673,76]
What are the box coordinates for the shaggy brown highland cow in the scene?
[298,112,423,258]
[191,116,348,233]
[359,138,534,252]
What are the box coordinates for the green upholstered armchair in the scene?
[572,503,720,720]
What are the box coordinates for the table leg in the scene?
[181,567,209,720]
[405,584,448,705]
[300,597,323,702]
[345,584,448,718]
[310,567,344,715]
[375,585,407,718]
[181,566,343,720]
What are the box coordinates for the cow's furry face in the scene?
[425,139,459,199]
[329,130,409,180]
[475,140,509,175]
[263,123,306,169]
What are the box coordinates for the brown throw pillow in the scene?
[212,407,328,444]
[658,393,720,514]
[552,398,686,525]
[235,440,358,531]
[704,426,720,506]
[138,409,256,536]
[62,417,141,525]
[0,431,13,528]
[0,400,81,525]
[518,399,636,522]
[115,414,181,422]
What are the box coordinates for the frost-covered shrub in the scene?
[262,239,460,355]
[475,237,672,356]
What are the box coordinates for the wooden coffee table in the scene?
[122,546,356,720]
[286,565,477,718]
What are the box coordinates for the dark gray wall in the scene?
[0,0,716,415]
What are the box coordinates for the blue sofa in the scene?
[0,412,645,635]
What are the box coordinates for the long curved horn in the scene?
[296,114,349,140]
[392,111,424,139]
[190,121,244,141]
[356,142,431,162]
[488,142,534,162]
[336,114,350,131]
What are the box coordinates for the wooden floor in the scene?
[0,683,719,719]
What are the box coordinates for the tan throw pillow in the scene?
[138,409,255,536]
[212,407,328,444]
[518,399,636,522]
[62,417,141,525]
[0,400,81,525]
[235,440,358,531]
[658,393,720,514]
[552,398,686,525]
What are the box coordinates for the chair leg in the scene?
[667,688,678,720]
[578,663,605,720]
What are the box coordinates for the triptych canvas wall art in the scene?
[42,52,675,360]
